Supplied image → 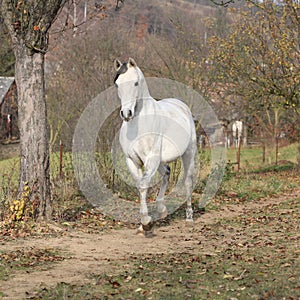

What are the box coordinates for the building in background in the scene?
[0,77,19,142]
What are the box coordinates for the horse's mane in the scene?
[114,62,128,83]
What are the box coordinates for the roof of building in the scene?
[0,77,15,106]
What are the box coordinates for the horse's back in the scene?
[159,98,192,114]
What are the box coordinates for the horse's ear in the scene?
[128,57,137,68]
[114,59,122,71]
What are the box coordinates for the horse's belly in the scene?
[160,139,186,162]
[160,132,189,162]
[120,130,189,164]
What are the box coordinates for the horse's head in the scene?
[114,57,140,122]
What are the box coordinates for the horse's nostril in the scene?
[120,109,133,121]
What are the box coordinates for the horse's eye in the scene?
[134,82,139,86]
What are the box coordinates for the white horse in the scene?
[232,120,243,148]
[114,58,197,235]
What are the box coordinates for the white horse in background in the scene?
[114,58,197,236]
[232,120,243,148]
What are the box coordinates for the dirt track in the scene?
[0,189,299,299]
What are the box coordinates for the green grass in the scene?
[0,143,298,187]
[226,142,299,169]
[0,157,19,185]
[214,168,300,206]
[0,152,74,185]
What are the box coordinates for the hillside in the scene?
[50,0,216,57]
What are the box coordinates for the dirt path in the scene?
[1,189,299,300]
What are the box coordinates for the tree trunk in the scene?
[14,47,51,220]
[1,0,67,221]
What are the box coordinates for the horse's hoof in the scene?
[198,207,205,214]
[142,221,154,232]
[141,222,154,237]
[136,225,144,235]
[144,229,155,238]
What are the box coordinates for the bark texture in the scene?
[15,49,51,219]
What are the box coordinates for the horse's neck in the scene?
[137,67,151,100]
[135,67,157,117]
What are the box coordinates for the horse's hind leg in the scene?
[182,143,196,223]
[156,164,170,219]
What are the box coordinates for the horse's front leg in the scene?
[138,156,160,235]
[139,186,152,227]
[137,185,155,237]
[125,158,150,231]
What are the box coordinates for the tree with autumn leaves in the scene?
[0,0,121,220]
[208,0,300,147]
[1,0,65,220]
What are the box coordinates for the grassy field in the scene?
[1,142,298,176]
[0,142,299,220]
[226,142,299,170]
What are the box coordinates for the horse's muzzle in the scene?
[120,109,133,122]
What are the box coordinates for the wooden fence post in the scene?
[237,136,242,170]
[275,136,279,165]
[60,140,63,178]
